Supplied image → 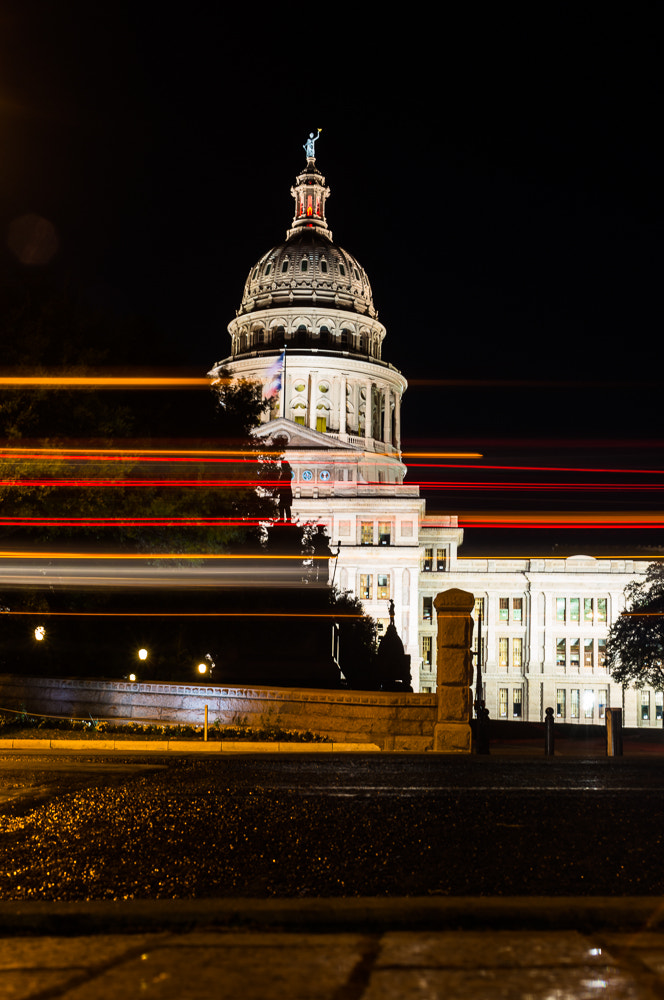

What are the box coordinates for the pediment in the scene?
[252,418,356,450]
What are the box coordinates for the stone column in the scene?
[364,380,372,447]
[309,371,318,430]
[394,393,401,451]
[339,374,347,437]
[384,387,392,446]
[433,588,474,753]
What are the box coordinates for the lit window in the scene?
[556,639,566,668]
[597,598,607,623]
[513,598,523,622]
[436,548,446,571]
[377,574,390,600]
[294,415,305,426]
[423,597,433,622]
[598,689,607,720]
[499,598,509,621]
[513,689,522,718]
[584,598,594,622]
[584,639,594,668]
[556,689,566,718]
[570,638,580,669]
[423,548,433,572]
[360,522,373,545]
[556,598,566,622]
[513,637,522,669]
[656,692,663,721]
[422,635,432,667]
[570,597,580,622]
[499,638,509,668]
[571,689,580,718]
[641,690,650,721]
[360,575,372,600]
[583,690,594,718]
[598,639,607,667]
[378,522,391,545]
[316,416,327,433]
[499,688,508,718]
[474,598,485,622]
[318,383,329,393]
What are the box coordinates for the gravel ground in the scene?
[0,756,662,901]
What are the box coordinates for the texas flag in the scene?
[264,350,285,399]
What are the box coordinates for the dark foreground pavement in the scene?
[3,898,664,998]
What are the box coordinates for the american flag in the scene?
[264,350,285,399]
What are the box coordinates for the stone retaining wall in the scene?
[0,675,437,751]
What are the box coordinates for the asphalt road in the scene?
[0,753,662,901]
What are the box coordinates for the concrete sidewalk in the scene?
[1,898,664,998]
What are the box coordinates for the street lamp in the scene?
[138,648,148,661]
[34,625,46,641]
[197,663,207,675]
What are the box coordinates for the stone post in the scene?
[433,588,474,753]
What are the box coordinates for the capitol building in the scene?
[210,136,656,730]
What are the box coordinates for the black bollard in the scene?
[544,706,555,756]
[606,707,623,757]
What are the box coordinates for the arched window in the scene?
[265,262,272,276]
[340,329,350,347]
[320,259,328,274]
[296,325,307,345]
[281,258,289,273]
[339,263,346,277]
[300,258,308,272]
[319,326,329,345]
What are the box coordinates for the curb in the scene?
[0,897,663,936]
[0,739,381,753]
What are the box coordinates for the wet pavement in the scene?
[3,899,664,998]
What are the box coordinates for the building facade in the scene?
[210,139,654,725]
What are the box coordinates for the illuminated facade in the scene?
[211,142,654,723]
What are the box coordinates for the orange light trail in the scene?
[0,551,328,560]
[1,610,362,618]
[0,376,222,388]
[0,517,266,527]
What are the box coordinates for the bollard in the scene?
[606,707,623,756]
[544,706,555,756]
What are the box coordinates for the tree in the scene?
[606,562,664,689]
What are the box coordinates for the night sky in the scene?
[1,5,661,554]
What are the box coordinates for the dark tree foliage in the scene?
[606,562,664,689]
[0,279,278,556]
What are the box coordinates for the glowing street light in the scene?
[197,663,207,675]
[34,625,46,641]
[138,648,148,660]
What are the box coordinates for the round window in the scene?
[318,383,329,393]
[319,470,331,481]
[294,382,306,392]
[302,470,313,481]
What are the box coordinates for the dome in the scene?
[237,230,377,319]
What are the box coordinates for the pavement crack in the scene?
[331,934,382,1000]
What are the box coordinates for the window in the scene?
[556,689,566,718]
[570,638,580,669]
[436,549,447,571]
[316,416,327,433]
[556,639,566,668]
[499,638,509,668]
[294,415,305,426]
[499,598,509,621]
[423,548,433,572]
[641,690,650,721]
[320,259,328,274]
[656,692,663,721]
[281,259,289,273]
[377,574,390,600]
[513,689,522,718]
[570,598,580,622]
[359,575,372,600]
[422,597,433,622]
[598,639,607,668]
[513,637,522,669]
[598,689,607,720]
[339,263,346,277]
[499,688,508,718]
[584,598,594,622]
[597,598,607,623]
[571,689,580,719]
[300,258,308,271]
[556,598,566,622]
[378,522,391,545]
[584,639,594,668]
[474,598,485,623]
[360,522,373,545]
[513,598,523,622]
[584,690,594,719]
[422,635,432,668]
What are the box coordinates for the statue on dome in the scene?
[304,129,321,158]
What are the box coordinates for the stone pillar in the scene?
[339,374,347,437]
[364,380,372,447]
[433,588,474,753]
[384,387,392,446]
[394,393,401,451]
[309,371,318,430]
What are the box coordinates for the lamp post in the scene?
[473,603,490,754]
